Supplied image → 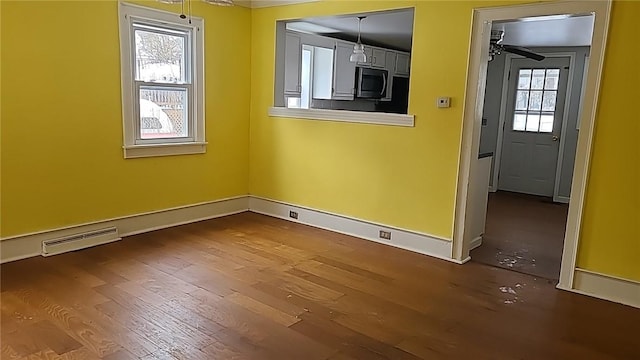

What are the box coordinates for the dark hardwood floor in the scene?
[1,212,638,359]
[471,191,569,280]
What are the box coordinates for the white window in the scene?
[286,45,334,110]
[512,68,560,133]
[118,3,205,158]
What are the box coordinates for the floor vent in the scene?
[42,227,121,257]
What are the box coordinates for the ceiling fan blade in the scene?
[503,45,545,61]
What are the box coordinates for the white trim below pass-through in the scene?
[268,107,415,127]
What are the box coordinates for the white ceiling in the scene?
[287,8,415,52]
[273,5,594,51]
[493,15,595,47]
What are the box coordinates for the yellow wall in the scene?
[576,1,640,280]
[251,1,480,239]
[1,0,637,281]
[249,1,639,281]
[0,0,251,236]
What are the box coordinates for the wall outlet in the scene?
[437,97,451,108]
[379,230,392,240]
[289,211,298,219]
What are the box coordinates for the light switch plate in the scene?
[437,97,451,108]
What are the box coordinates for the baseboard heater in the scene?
[42,227,121,257]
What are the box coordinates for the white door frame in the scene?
[452,0,612,292]
[490,52,577,204]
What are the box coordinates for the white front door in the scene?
[498,57,570,196]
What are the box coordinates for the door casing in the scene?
[453,0,612,293]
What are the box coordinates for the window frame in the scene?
[118,2,205,158]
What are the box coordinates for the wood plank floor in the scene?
[1,212,638,359]
[471,191,569,280]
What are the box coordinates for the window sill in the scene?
[123,142,207,159]
[268,107,414,127]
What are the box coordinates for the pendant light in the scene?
[350,16,367,63]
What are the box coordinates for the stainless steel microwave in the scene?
[356,67,388,99]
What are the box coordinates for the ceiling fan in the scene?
[489,30,545,62]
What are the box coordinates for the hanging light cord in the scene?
[179,0,186,19]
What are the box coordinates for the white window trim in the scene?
[118,2,206,159]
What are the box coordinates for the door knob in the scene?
[552,135,559,141]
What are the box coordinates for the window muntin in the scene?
[513,68,559,133]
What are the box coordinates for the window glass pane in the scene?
[300,49,312,108]
[539,115,554,132]
[140,87,187,139]
[531,69,545,89]
[542,91,557,111]
[526,114,540,132]
[544,69,560,90]
[135,26,187,83]
[528,90,543,111]
[312,46,334,100]
[518,69,532,89]
[515,91,529,111]
[513,113,526,131]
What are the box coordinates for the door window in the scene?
[513,68,560,133]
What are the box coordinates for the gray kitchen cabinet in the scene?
[284,31,302,96]
[371,48,387,68]
[332,41,357,100]
[381,51,396,101]
[395,52,411,76]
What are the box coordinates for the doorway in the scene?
[453,0,611,291]
[472,18,591,281]
[499,57,570,197]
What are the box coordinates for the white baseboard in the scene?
[1,196,456,264]
[570,268,640,308]
[3,196,637,310]
[249,196,454,263]
[470,236,483,251]
[0,196,250,263]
